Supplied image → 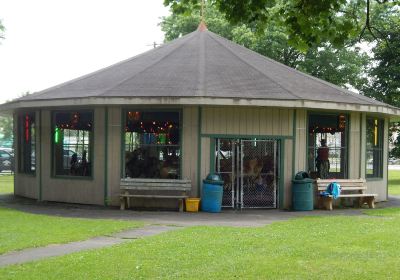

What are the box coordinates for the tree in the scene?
[0,19,4,41]
[0,116,13,143]
[164,0,399,49]
[359,2,400,157]
[160,3,369,90]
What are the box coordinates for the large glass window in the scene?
[52,111,93,177]
[18,112,35,173]
[124,111,180,179]
[308,113,348,179]
[366,118,384,178]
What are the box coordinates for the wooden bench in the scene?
[316,179,377,211]
[119,178,191,212]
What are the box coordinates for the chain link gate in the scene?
[215,138,279,209]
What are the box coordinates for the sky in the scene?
[0,0,170,104]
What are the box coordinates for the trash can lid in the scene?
[293,171,314,183]
[294,171,310,180]
[203,173,224,185]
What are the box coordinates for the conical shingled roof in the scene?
[12,28,390,108]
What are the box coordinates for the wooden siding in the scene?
[107,107,122,205]
[201,107,293,136]
[182,106,199,196]
[13,110,40,199]
[40,108,105,205]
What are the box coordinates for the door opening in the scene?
[215,138,280,209]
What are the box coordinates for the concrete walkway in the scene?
[0,225,179,267]
[0,194,378,227]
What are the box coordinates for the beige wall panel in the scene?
[239,107,247,135]
[201,106,293,137]
[14,111,40,199]
[41,108,105,205]
[349,112,361,179]
[226,107,235,134]
[182,106,199,197]
[15,175,38,199]
[106,107,122,206]
[295,109,307,172]
[283,139,293,209]
[360,113,367,178]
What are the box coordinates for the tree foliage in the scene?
[160,3,369,90]
[0,19,4,40]
[360,3,400,157]
[164,0,399,49]
[0,116,13,141]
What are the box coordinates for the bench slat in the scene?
[339,194,377,198]
[121,186,191,191]
[120,194,188,199]
[121,178,191,184]
[317,186,367,191]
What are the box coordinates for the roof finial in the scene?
[198,0,207,31]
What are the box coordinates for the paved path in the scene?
[0,225,179,267]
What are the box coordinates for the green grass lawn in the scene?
[0,175,13,194]
[388,170,400,195]
[0,207,143,255]
[1,212,400,279]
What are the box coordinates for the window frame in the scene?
[365,117,384,179]
[17,111,36,175]
[51,109,95,180]
[306,111,350,179]
[121,108,183,179]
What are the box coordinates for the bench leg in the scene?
[323,197,333,211]
[127,197,131,209]
[367,197,375,209]
[120,197,126,210]
[178,199,184,212]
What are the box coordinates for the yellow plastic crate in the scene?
[185,198,200,212]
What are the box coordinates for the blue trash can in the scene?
[201,173,224,213]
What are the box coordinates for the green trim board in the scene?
[120,108,184,179]
[50,109,95,181]
[104,107,108,206]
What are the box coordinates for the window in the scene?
[366,118,384,178]
[52,111,93,177]
[308,113,348,179]
[124,111,181,179]
[18,112,35,173]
